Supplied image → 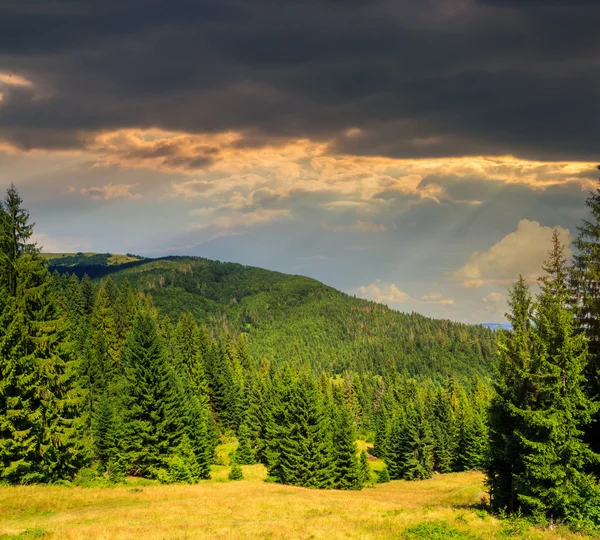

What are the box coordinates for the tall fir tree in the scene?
[119,312,191,477]
[331,407,361,490]
[487,275,534,512]
[235,422,256,465]
[387,402,434,481]
[0,185,88,483]
[569,171,600,466]
[516,231,600,524]
[268,372,334,488]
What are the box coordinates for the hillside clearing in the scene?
[0,471,589,539]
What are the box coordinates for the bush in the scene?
[229,462,243,481]
[377,467,391,483]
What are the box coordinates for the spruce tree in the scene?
[569,172,600,466]
[93,392,120,472]
[268,372,334,488]
[387,402,434,481]
[119,312,189,477]
[235,422,256,465]
[331,407,361,490]
[0,185,87,483]
[377,466,390,483]
[229,459,243,481]
[486,275,534,512]
[431,386,455,473]
[359,449,370,487]
[516,232,600,524]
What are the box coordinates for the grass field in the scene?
[40,253,141,265]
[0,466,592,539]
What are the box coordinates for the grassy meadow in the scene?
[0,443,593,540]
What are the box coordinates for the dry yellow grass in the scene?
[0,470,592,539]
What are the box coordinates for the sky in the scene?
[0,0,598,324]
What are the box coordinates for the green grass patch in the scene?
[402,520,480,539]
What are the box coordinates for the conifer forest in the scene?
[2,182,600,534]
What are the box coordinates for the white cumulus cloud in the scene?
[356,280,454,307]
[454,219,571,288]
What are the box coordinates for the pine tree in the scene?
[486,275,534,512]
[515,231,600,524]
[229,459,243,481]
[569,171,600,467]
[359,450,370,487]
[331,407,361,489]
[431,386,455,473]
[377,466,390,483]
[0,185,88,483]
[235,422,256,465]
[93,392,119,471]
[387,402,434,481]
[119,313,188,477]
[268,372,334,488]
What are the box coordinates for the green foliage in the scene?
[235,423,256,465]
[402,521,479,539]
[267,373,334,488]
[488,233,600,527]
[377,466,390,483]
[331,408,361,489]
[119,313,187,476]
[53,255,495,381]
[0,185,88,484]
[388,402,434,481]
[359,450,370,487]
[228,460,243,481]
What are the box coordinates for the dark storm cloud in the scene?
[0,0,598,160]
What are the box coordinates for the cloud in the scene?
[0,1,598,161]
[78,183,143,200]
[32,232,91,253]
[356,280,454,306]
[332,220,388,232]
[356,280,413,304]
[0,72,33,87]
[190,208,290,231]
[421,292,455,306]
[483,292,506,305]
[454,219,572,287]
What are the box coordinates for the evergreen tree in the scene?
[229,459,243,481]
[331,407,361,490]
[515,232,600,524]
[173,312,209,405]
[93,392,120,472]
[0,186,87,483]
[245,369,269,463]
[119,313,188,477]
[235,422,256,465]
[487,275,534,512]
[431,386,455,473]
[359,449,370,487]
[377,466,390,483]
[569,172,600,466]
[268,372,334,488]
[387,402,434,481]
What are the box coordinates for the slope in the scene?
[47,254,495,380]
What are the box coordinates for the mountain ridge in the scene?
[47,252,495,380]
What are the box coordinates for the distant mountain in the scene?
[46,253,496,380]
[481,323,511,331]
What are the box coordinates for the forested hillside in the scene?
[5,182,600,533]
[48,255,495,380]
